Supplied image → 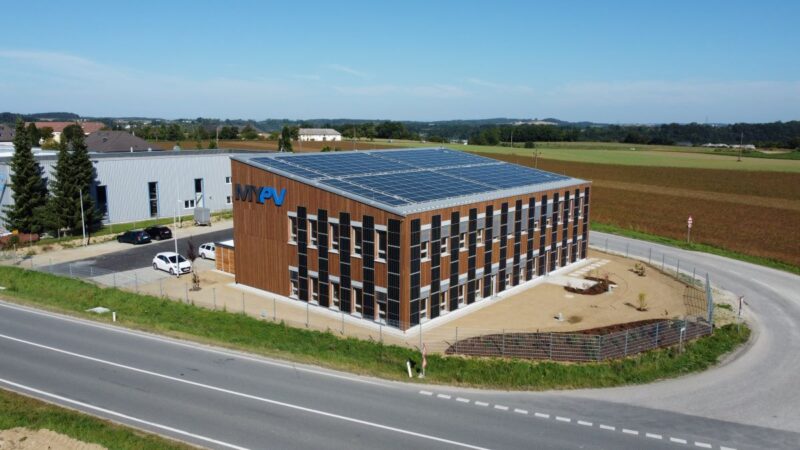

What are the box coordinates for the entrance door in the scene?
[194,178,204,208]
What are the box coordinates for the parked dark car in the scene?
[144,226,173,240]
[117,230,151,245]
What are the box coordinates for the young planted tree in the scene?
[278,126,296,152]
[3,119,49,233]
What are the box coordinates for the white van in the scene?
[199,242,216,260]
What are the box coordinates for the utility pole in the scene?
[509,127,514,149]
[79,187,86,246]
[173,179,180,277]
[737,131,744,162]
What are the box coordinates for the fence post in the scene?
[341,311,345,334]
[184,283,188,303]
[159,278,162,296]
[677,259,680,276]
[212,288,216,310]
[648,247,652,264]
[114,273,117,288]
[624,330,629,357]
[272,296,276,321]
[501,329,506,357]
[134,273,138,293]
[379,323,383,343]
[654,322,660,346]
[306,301,309,328]
[69,264,73,277]
[49,258,53,273]
[455,327,458,353]
[597,335,602,362]
[692,267,696,283]
[90,266,94,277]
[705,273,714,323]
[661,254,665,271]
[241,295,245,314]
[605,237,608,252]
[625,243,629,257]
[549,333,553,360]
[419,322,423,351]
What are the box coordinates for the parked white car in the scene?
[199,242,216,260]
[152,252,192,275]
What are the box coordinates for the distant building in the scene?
[0,125,15,142]
[298,128,342,142]
[26,121,106,143]
[85,131,155,153]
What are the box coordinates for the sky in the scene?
[1,0,799,123]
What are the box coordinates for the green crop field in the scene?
[378,139,800,172]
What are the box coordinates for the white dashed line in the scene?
[670,437,687,444]
[534,412,550,419]
[436,394,451,399]
[474,401,489,407]
[599,424,615,431]
[645,433,662,439]
[419,390,433,396]
[456,397,470,403]
[577,420,592,427]
[694,442,711,448]
[556,416,571,423]
[494,405,509,411]
[513,408,528,415]
[720,446,737,450]
[622,429,639,435]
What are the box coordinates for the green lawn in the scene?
[0,388,191,449]
[377,139,800,172]
[0,266,750,390]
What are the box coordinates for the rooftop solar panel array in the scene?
[247,148,580,213]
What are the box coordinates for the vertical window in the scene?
[476,279,483,299]
[330,282,340,309]
[148,182,158,217]
[226,195,232,204]
[534,219,539,231]
[376,230,387,260]
[290,279,299,298]
[457,285,465,305]
[353,227,362,256]
[440,236,449,255]
[310,278,319,303]
[459,232,466,250]
[476,229,484,246]
[309,219,318,247]
[440,291,448,312]
[420,296,428,321]
[225,176,231,184]
[353,287,363,315]
[505,271,512,287]
[376,291,387,323]
[546,216,552,228]
[288,216,298,243]
[420,241,429,260]
[330,223,339,251]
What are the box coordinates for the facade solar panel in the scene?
[242,148,583,214]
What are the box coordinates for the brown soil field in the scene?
[150,139,399,152]
[484,154,800,267]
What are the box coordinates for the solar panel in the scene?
[247,148,579,211]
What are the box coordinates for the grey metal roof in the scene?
[0,148,274,163]
[85,131,154,153]
[233,148,586,216]
[298,128,341,135]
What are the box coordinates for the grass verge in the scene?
[0,388,191,449]
[0,266,750,390]
[591,222,800,276]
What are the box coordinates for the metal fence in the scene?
[444,318,711,361]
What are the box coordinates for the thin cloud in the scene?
[327,64,369,78]
[335,84,467,99]
[467,78,535,95]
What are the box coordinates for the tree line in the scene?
[4,120,100,236]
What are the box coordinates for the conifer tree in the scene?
[3,119,48,233]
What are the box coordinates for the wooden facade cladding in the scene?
[215,244,236,274]
[232,158,590,331]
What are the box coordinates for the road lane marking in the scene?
[494,405,508,411]
[577,420,592,427]
[670,437,687,444]
[599,425,615,431]
[645,433,662,439]
[556,416,571,423]
[0,301,383,387]
[456,397,470,403]
[694,442,711,448]
[622,429,638,435]
[474,401,489,407]
[720,446,737,450]
[0,377,249,450]
[0,333,491,450]
[419,390,433,396]
[534,412,550,419]
[513,408,528,415]
[436,394,451,399]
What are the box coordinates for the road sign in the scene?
[688,215,693,229]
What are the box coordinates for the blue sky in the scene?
[1,0,798,122]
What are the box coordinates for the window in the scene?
[459,232,466,251]
[226,195,232,205]
[310,278,319,303]
[288,216,298,243]
[546,216,552,228]
[194,178,204,208]
[420,241,429,260]
[148,182,158,217]
[505,271,512,287]
[290,279,299,298]
[309,219,318,247]
[353,287,363,315]
[457,285,466,305]
[534,219,539,231]
[184,199,195,209]
[440,291,448,312]
[376,291,387,323]
[96,185,108,217]
[353,227,362,256]
[440,236,449,255]
[419,296,428,322]
[376,230,387,260]
[476,279,483,299]
[225,176,231,184]
[330,223,340,251]
[330,282,340,309]
[476,229,484,246]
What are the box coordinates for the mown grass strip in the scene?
[591,222,800,276]
[0,387,191,450]
[0,267,749,390]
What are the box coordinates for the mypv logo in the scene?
[235,184,287,206]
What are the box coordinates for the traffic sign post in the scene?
[687,215,693,243]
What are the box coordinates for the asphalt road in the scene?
[1,231,798,449]
[50,228,233,273]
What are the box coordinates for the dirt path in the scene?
[0,428,106,450]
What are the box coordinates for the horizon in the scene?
[2,0,799,123]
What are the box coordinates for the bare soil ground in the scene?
[0,428,105,450]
